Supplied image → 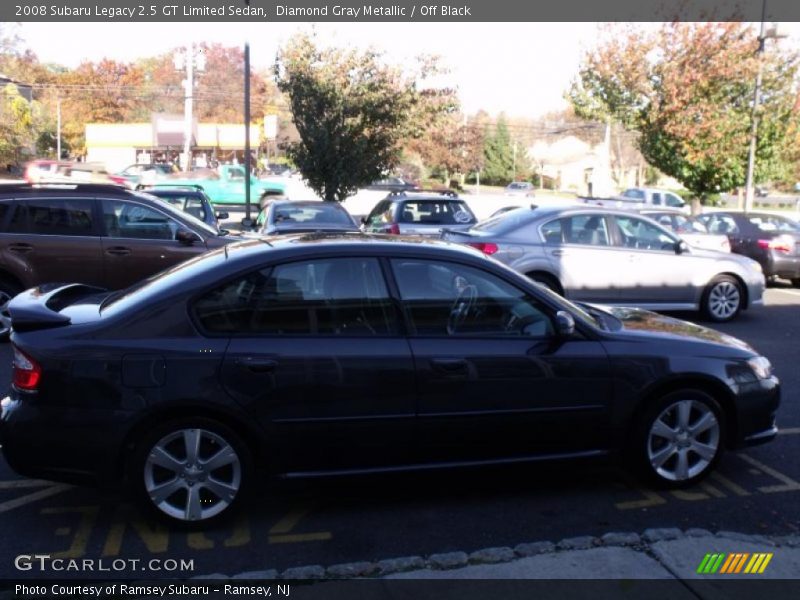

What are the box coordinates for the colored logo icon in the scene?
[697,552,773,574]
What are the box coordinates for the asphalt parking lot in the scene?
[0,286,798,579]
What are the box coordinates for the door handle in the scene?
[431,358,468,373]
[550,249,564,257]
[8,243,33,253]
[106,247,131,256]
[236,357,278,373]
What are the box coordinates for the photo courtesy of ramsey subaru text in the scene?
[1,234,779,525]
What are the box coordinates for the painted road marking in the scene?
[268,504,332,544]
[710,472,751,496]
[737,454,800,493]
[779,427,800,436]
[772,288,800,299]
[0,484,71,514]
[41,506,99,559]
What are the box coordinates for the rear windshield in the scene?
[398,200,476,225]
[273,203,354,226]
[472,208,538,234]
[747,215,800,233]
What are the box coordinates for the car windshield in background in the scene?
[134,191,219,237]
[274,204,355,226]
[472,208,537,233]
[748,215,800,233]
[400,200,476,225]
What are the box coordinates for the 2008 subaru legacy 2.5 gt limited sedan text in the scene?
[0,234,780,525]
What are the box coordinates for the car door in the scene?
[99,198,208,289]
[540,213,625,302]
[208,256,417,473]
[3,197,104,287]
[610,214,695,304]
[390,257,613,464]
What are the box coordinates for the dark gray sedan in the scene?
[442,206,766,322]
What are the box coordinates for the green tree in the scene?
[568,23,800,203]
[0,84,36,165]
[274,34,415,202]
[482,114,516,185]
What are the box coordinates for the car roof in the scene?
[0,182,132,197]
[272,200,347,208]
[385,191,461,202]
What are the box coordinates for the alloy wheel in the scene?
[647,399,720,482]
[143,428,242,522]
[0,290,13,338]
[707,280,740,321]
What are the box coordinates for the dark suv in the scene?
[0,183,237,337]
[362,191,477,236]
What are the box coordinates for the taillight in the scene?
[757,236,793,253]
[12,345,41,391]
[383,223,400,235]
[468,242,499,255]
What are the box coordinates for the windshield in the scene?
[272,203,355,227]
[133,191,219,237]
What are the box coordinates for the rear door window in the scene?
[9,198,96,236]
[102,200,179,240]
[545,214,610,246]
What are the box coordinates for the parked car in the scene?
[116,163,178,189]
[366,176,420,193]
[639,209,731,253]
[2,234,779,525]
[23,160,71,184]
[441,206,765,322]
[165,165,286,208]
[362,191,478,236]
[582,188,688,213]
[256,200,359,235]
[142,185,229,232]
[0,183,240,339]
[504,182,535,197]
[696,211,800,286]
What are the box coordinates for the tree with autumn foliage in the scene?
[568,22,800,203]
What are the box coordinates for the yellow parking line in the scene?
[738,454,800,493]
[0,484,72,514]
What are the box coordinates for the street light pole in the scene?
[744,1,767,213]
[244,39,252,226]
[183,42,194,172]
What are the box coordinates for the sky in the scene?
[17,22,601,118]
[16,21,800,119]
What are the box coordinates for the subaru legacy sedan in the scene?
[2,235,779,524]
[443,206,765,322]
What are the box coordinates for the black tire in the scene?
[792,279,800,288]
[527,272,562,295]
[129,417,252,527]
[630,389,724,488]
[701,275,743,322]
[0,279,22,342]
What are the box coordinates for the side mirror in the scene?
[176,229,202,245]
[361,216,368,225]
[215,211,229,220]
[675,240,689,254]
[555,310,575,337]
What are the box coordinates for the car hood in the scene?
[601,306,754,353]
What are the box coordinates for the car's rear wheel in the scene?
[701,275,742,322]
[632,390,724,488]
[791,278,800,288]
[0,280,22,342]
[131,418,251,526]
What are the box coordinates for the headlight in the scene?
[747,356,772,379]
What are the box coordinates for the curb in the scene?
[193,528,800,580]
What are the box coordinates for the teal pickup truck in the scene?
[165,165,287,208]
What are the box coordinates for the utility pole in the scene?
[56,95,61,160]
[243,37,252,227]
[183,42,194,172]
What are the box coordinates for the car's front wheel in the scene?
[702,275,743,322]
[791,278,800,288]
[131,418,251,525]
[632,390,724,487]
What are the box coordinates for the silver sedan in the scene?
[442,206,765,322]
